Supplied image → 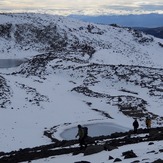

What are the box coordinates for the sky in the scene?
[0,0,163,15]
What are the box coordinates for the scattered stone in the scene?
[142,158,150,161]
[131,160,140,163]
[108,156,114,160]
[74,161,91,163]
[146,150,155,154]
[122,150,137,159]
[159,149,163,153]
[152,159,163,163]
[148,142,154,145]
[114,158,122,162]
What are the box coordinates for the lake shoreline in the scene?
[60,122,130,140]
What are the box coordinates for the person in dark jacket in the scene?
[75,125,87,149]
[133,119,139,134]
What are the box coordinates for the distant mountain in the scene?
[68,13,163,28]
[133,27,163,39]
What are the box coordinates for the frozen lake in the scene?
[60,123,130,140]
[0,59,25,68]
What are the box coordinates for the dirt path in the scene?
[0,127,163,162]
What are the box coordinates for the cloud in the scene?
[139,4,163,11]
[0,0,163,15]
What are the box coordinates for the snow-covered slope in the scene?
[0,13,163,162]
[0,13,163,67]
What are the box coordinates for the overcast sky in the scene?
[0,0,163,15]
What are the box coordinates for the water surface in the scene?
[60,123,130,140]
[0,59,25,68]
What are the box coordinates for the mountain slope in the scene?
[134,26,163,39]
[0,13,163,162]
[0,13,163,67]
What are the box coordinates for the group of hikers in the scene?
[133,116,152,134]
[76,116,152,149]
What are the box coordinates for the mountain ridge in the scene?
[68,13,163,28]
[133,26,163,39]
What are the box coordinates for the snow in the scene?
[0,13,163,162]
[31,141,163,163]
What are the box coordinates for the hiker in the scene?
[133,119,139,134]
[145,116,151,129]
[75,125,87,149]
[118,97,122,103]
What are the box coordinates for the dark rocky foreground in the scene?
[0,127,163,163]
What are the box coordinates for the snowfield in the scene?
[0,13,163,162]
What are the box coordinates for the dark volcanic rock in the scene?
[84,145,104,156]
[114,158,122,162]
[152,159,163,163]
[108,155,114,160]
[0,75,11,108]
[74,161,91,163]
[104,143,118,151]
[159,149,163,153]
[131,160,140,163]
[122,150,137,159]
